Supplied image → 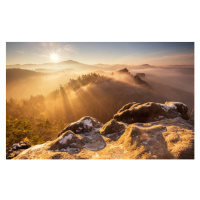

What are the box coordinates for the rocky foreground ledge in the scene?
[12,102,194,159]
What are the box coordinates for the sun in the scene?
[50,53,59,63]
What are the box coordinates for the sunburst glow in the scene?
[50,53,59,63]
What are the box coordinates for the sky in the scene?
[6,42,194,66]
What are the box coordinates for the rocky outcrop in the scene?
[100,119,126,141]
[49,131,83,154]
[115,68,150,88]
[59,116,103,136]
[117,124,171,159]
[114,102,189,124]
[134,75,150,87]
[58,116,106,151]
[117,68,129,74]
[6,141,31,159]
[13,102,194,159]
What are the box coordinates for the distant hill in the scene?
[59,60,81,65]
[6,66,194,111]
[6,60,194,92]
[6,59,102,72]
[45,69,194,124]
[6,68,77,99]
[6,68,42,83]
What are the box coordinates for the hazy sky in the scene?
[6,42,194,66]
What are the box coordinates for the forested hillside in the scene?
[6,71,194,148]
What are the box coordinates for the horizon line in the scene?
[6,59,194,67]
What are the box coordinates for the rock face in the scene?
[117,124,171,159]
[134,75,150,87]
[117,68,129,74]
[13,102,194,159]
[114,102,189,124]
[115,68,150,88]
[50,131,83,154]
[6,141,31,159]
[58,116,106,151]
[100,119,126,141]
[59,116,103,136]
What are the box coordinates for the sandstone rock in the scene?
[58,117,106,151]
[114,102,189,124]
[13,117,194,159]
[59,116,103,137]
[117,102,139,113]
[12,141,31,150]
[50,131,83,154]
[51,154,61,159]
[13,102,194,160]
[177,144,194,159]
[116,68,150,88]
[165,102,189,120]
[100,119,126,141]
[117,124,172,159]
[134,75,150,87]
[6,141,31,159]
[116,117,194,159]
[117,68,129,74]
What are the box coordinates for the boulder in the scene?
[6,141,31,159]
[12,141,31,150]
[58,117,106,151]
[100,119,126,141]
[114,102,189,124]
[50,131,83,154]
[117,102,139,113]
[59,116,103,137]
[165,102,189,120]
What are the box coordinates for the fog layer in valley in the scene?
[6,60,194,149]
[6,61,194,99]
